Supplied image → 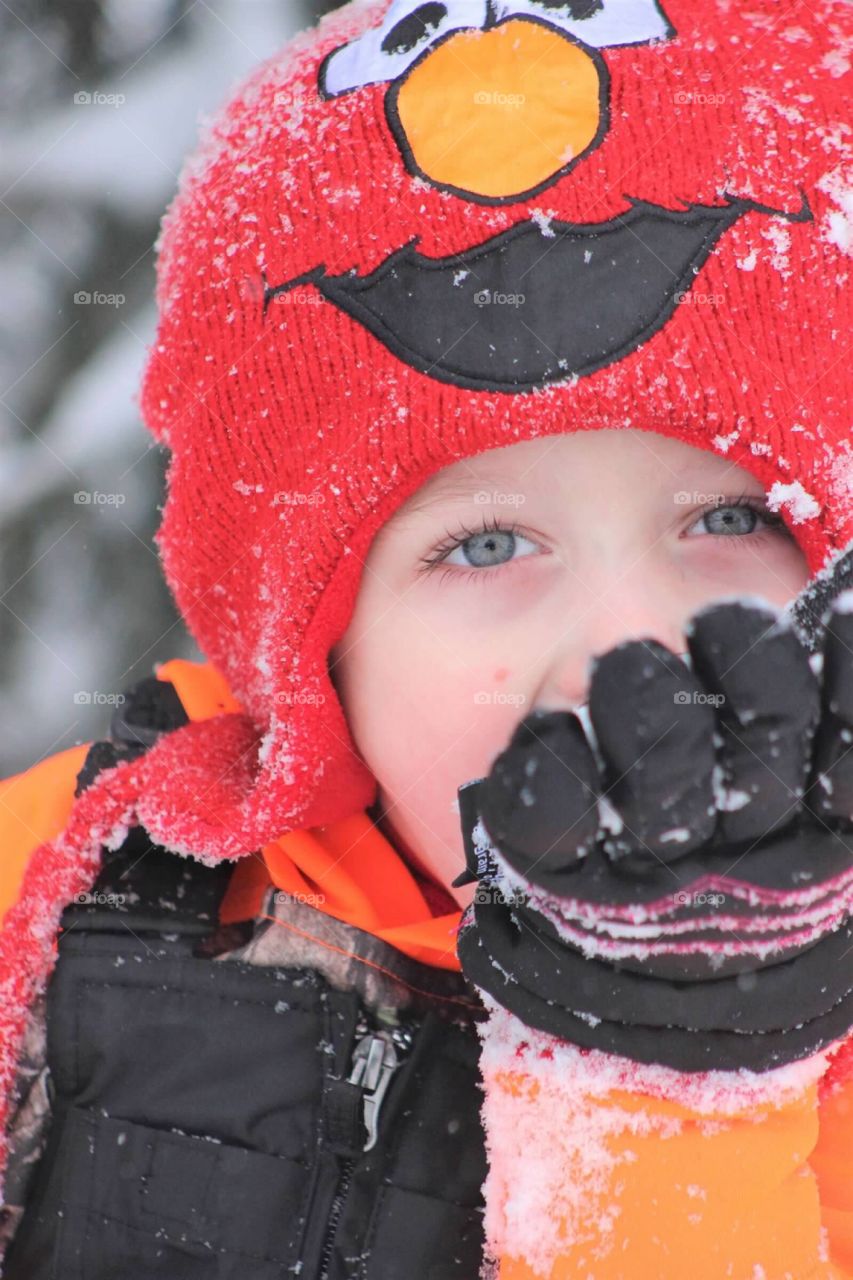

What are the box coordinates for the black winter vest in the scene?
[3,681,488,1280]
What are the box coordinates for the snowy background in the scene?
[0,0,345,778]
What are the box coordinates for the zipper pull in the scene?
[347,1025,413,1152]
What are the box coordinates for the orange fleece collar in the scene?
[159,659,464,972]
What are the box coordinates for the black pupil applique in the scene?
[533,0,604,17]
[381,3,449,55]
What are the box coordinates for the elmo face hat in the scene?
[309,0,805,391]
[130,0,852,860]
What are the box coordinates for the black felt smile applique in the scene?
[264,192,812,393]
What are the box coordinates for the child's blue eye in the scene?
[701,505,758,536]
[686,498,785,539]
[446,528,538,568]
[419,517,539,575]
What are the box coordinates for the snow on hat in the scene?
[124,0,853,859]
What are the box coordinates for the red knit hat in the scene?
[123,0,852,861]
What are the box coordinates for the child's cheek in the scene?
[453,665,536,778]
[394,655,530,786]
[686,538,810,604]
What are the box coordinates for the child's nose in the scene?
[390,18,603,200]
[537,607,688,713]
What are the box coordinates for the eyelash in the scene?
[691,492,787,547]
[417,514,527,586]
[416,496,787,584]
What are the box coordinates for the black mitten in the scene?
[456,596,853,1072]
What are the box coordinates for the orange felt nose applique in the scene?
[390,19,604,201]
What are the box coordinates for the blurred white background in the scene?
[0,0,345,777]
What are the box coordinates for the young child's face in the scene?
[329,430,810,907]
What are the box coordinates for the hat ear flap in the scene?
[789,540,853,653]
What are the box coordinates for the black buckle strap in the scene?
[75,675,190,798]
[66,674,235,937]
[60,824,237,939]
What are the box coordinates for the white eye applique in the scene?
[495,0,674,48]
[319,0,489,98]
[319,0,675,98]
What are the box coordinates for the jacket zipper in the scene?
[316,1013,415,1280]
